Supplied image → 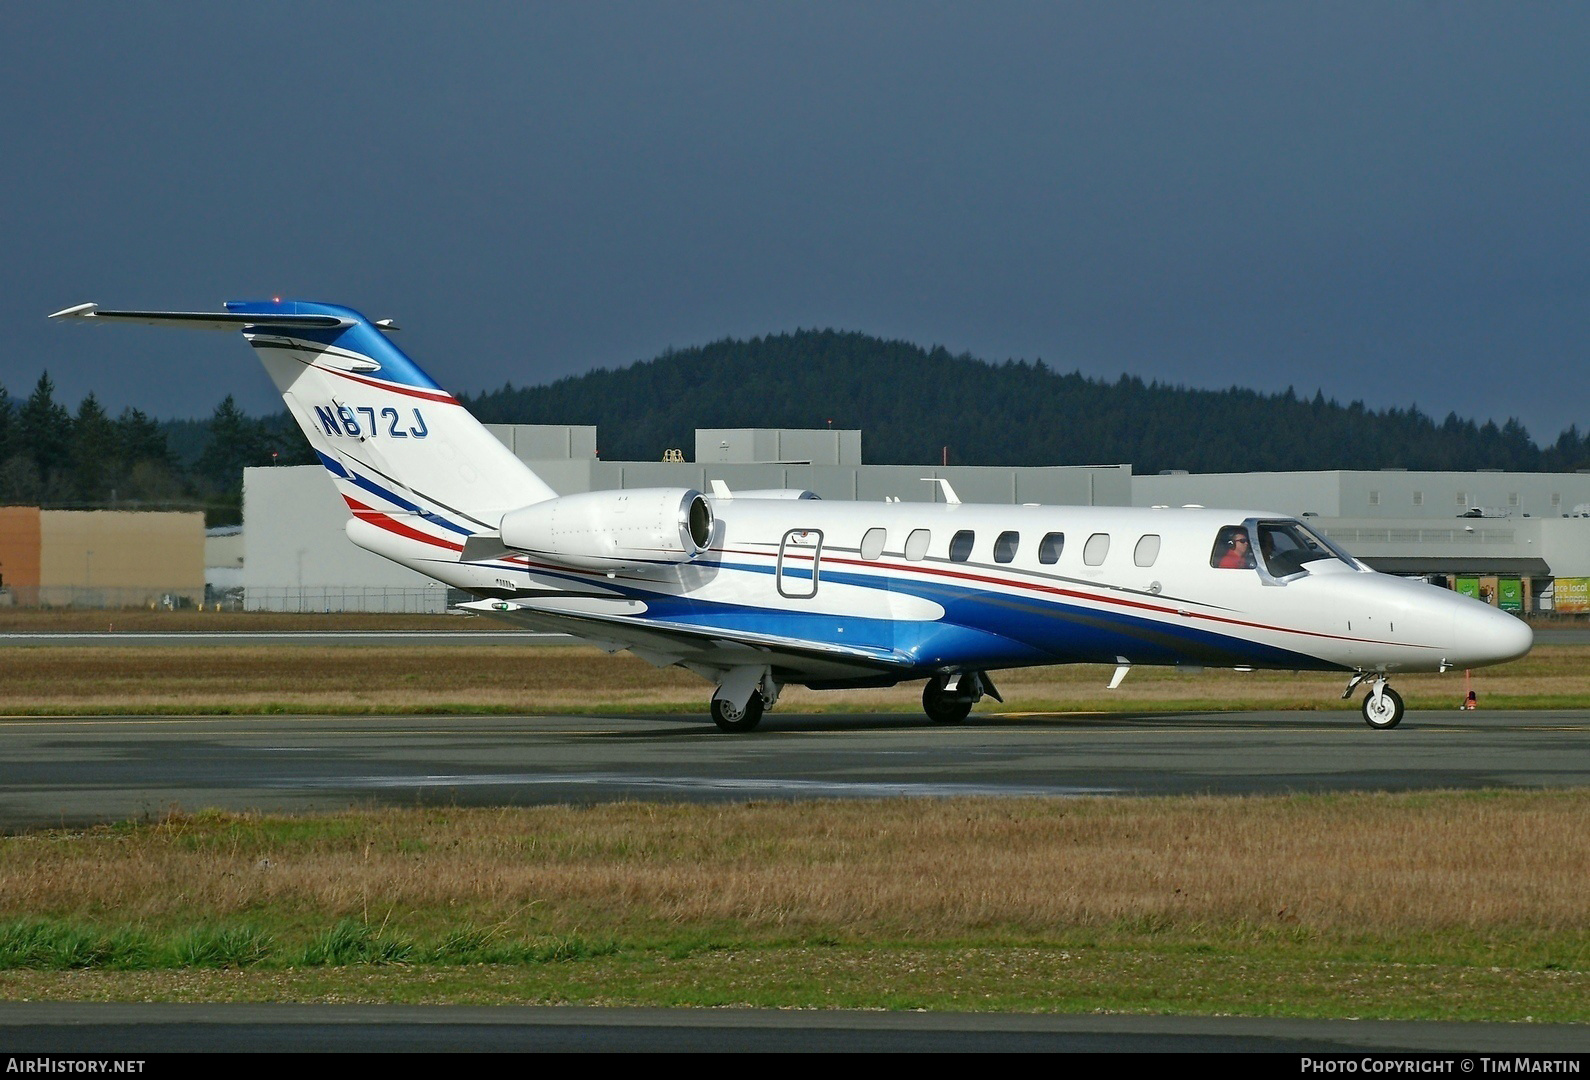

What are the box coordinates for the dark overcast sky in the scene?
[3,2,1586,442]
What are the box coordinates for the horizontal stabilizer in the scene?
[49,303,352,331]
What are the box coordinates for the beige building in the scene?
[0,508,205,608]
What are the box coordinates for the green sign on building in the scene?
[1497,577,1523,613]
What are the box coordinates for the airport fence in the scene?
[0,585,464,613]
[0,586,205,610]
[241,586,455,614]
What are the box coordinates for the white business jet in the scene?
[51,300,1532,731]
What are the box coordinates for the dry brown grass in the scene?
[0,643,1584,714]
[3,794,1587,942]
[0,645,701,712]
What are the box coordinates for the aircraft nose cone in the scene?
[1451,603,1532,667]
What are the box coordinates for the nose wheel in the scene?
[1343,672,1407,730]
[1360,681,1405,729]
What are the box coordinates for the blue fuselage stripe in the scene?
[502,555,1340,674]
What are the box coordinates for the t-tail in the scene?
[49,300,558,559]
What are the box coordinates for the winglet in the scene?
[921,477,961,504]
[48,302,99,320]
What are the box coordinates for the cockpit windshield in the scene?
[1255,519,1357,578]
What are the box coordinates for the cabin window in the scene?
[993,531,1019,563]
[860,527,886,561]
[1134,534,1161,567]
[1083,533,1110,566]
[1211,525,1255,569]
[904,529,930,562]
[1038,532,1065,564]
[949,530,975,562]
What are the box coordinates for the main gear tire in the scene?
[712,694,765,732]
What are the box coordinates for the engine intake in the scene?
[499,488,714,571]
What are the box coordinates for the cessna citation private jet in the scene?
[52,300,1533,731]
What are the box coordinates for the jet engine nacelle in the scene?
[498,488,714,571]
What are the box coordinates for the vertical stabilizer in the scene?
[51,299,557,547]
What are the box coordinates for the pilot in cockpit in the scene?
[1212,526,1255,569]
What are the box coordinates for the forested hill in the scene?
[3,329,1585,526]
[466,329,1588,473]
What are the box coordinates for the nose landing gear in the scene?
[1344,672,1405,729]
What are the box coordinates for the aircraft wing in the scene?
[458,597,911,682]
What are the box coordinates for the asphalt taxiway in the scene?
[1,708,1586,829]
[2,1004,1586,1053]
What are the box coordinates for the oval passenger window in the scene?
[1083,533,1110,566]
[948,530,975,562]
[860,527,886,561]
[1038,532,1064,564]
[993,531,1019,563]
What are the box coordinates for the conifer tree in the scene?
[18,373,72,477]
[70,394,117,503]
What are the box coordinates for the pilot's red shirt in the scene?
[1218,548,1253,569]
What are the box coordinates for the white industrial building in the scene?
[239,427,1590,614]
[242,466,454,612]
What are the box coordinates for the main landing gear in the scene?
[1343,672,1406,730]
[922,672,1002,724]
[708,668,1005,731]
[711,694,764,733]
[710,666,779,732]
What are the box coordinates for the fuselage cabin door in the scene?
[777,529,823,599]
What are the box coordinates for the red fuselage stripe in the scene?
[317,365,460,404]
[343,496,464,551]
[718,546,1410,649]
